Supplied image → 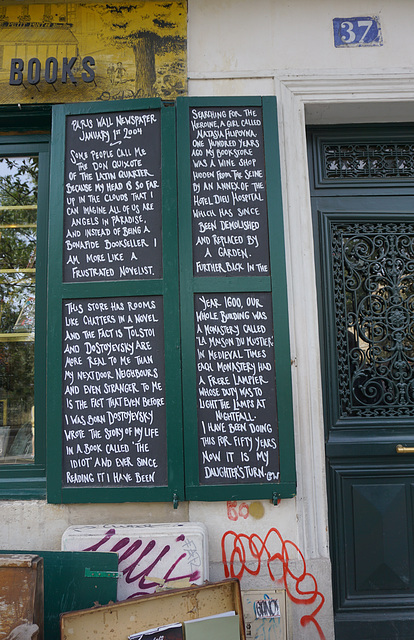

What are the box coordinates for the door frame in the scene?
[276,71,414,552]
[271,72,414,637]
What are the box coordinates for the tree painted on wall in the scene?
[94,2,186,97]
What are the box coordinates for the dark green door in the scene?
[309,126,414,640]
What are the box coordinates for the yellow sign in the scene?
[0,1,187,103]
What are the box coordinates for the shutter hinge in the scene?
[84,567,122,579]
[271,492,280,506]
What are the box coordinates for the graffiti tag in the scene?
[221,528,326,640]
[84,527,201,598]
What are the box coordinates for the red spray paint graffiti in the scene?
[227,500,250,521]
[221,529,326,640]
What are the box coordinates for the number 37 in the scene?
[341,20,373,43]
[333,17,382,47]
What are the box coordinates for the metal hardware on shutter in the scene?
[271,492,280,506]
[84,568,122,579]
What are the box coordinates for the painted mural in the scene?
[0,1,187,103]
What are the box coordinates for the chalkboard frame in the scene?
[177,96,296,501]
[46,99,184,504]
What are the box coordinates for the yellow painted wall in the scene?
[0,1,187,103]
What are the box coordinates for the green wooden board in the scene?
[5,550,118,640]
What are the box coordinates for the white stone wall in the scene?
[4,2,414,639]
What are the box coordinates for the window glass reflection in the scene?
[0,157,37,463]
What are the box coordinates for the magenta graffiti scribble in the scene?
[83,527,201,598]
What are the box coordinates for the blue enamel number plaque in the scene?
[333,17,382,47]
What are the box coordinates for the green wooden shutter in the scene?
[177,96,296,501]
[46,97,295,504]
[47,99,184,504]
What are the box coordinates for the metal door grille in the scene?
[332,221,414,417]
[324,143,414,180]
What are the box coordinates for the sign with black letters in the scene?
[190,106,270,277]
[62,296,167,488]
[63,109,162,282]
[195,292,279,485]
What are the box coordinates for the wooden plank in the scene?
[61,579,245,640]
[0,554,43,640]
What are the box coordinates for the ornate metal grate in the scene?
[332,222,414,417]
[323,143,414,180]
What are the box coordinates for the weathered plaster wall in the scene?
[188,0,414,74]
[0,501,189,550]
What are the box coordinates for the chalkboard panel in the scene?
[63,110,162,282]
[62,296,167,488]
[190,106,270,277]
[194,292,279,485]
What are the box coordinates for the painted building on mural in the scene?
[1,2,414,640]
